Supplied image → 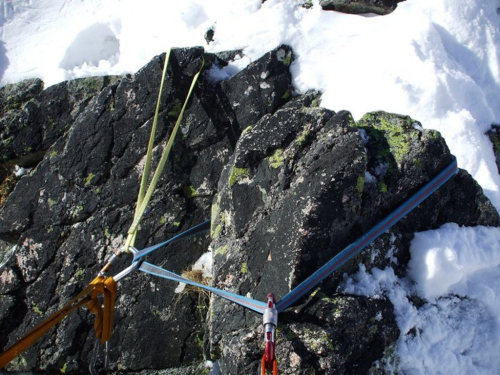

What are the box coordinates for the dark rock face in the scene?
[209,95,500,373]
[217,45,294,134]
[487,124,500,174]
[0,46,294,374]
[0,76,122,168]
[0,45,499,375]
[320,0,405,15]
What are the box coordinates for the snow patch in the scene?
[59,22,120,74]
[340,224,500,374]
[408,223,500,300]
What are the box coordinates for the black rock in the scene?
[0,45,498,375]
[216,44,294,134]
[487,124,500,174]
[205,28,215,45]
[208,104,499,373]
[320,0,405,15]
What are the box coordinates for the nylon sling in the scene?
[0,48,204,370]
[123,51,205,253]
[135,157,458,314]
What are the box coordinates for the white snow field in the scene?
[2,0,500,373]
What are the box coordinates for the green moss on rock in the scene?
[228,167,250,187]
[168,99,183,118]
[267,148,285,169]
[216,245,228,256]
[241,262,248,274]
[182,185,198,198]
[84,173,96,186]
[357,111,418,165]
[296,129,310,146]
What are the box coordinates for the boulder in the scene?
[487,124,500,174]
[0,76,122,168]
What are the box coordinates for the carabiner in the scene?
[88,339,111,374]
[112,247,141,282]
[262,293,278,375]
[98,247,141,282]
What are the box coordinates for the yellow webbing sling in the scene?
[0,49,204,370]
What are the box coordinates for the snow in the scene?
[339,225,500,374]
[408,224,500,300]
[2,0,500,373]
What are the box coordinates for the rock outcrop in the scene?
[319,0,405,15]
[208,99,500,374]
[487,124,500,174]
[0,46,499,375]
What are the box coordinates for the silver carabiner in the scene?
[112,247,141,282]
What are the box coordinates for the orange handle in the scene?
[0,276,117,369]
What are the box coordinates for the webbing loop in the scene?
[133,220,210,262]
[135,157,458,375]
[123,50,205,253]
[123,49,171,252]
[136,157,458,314]
[138,261,267,314]
[90,276,117,344]
[0,153,457,371]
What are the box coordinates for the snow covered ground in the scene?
[1,0,500,373]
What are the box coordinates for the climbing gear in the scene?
[89,338,101,375]
[139,261,267,314]
[123,49,172,253]
[262,293,278,375]
[0,155,457,371]
[112,249,142,283]
[134,157,458,314]
[133,220,211,261]
[0,247,141,370]
[0,275,117,369]
[122,50,205,254]
[0,39,459,373]
[0,48,206,370]
[132,156,458,373]
[86,276,117,345]
[89,339,111,375]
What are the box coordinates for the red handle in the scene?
[261,355,278,375]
